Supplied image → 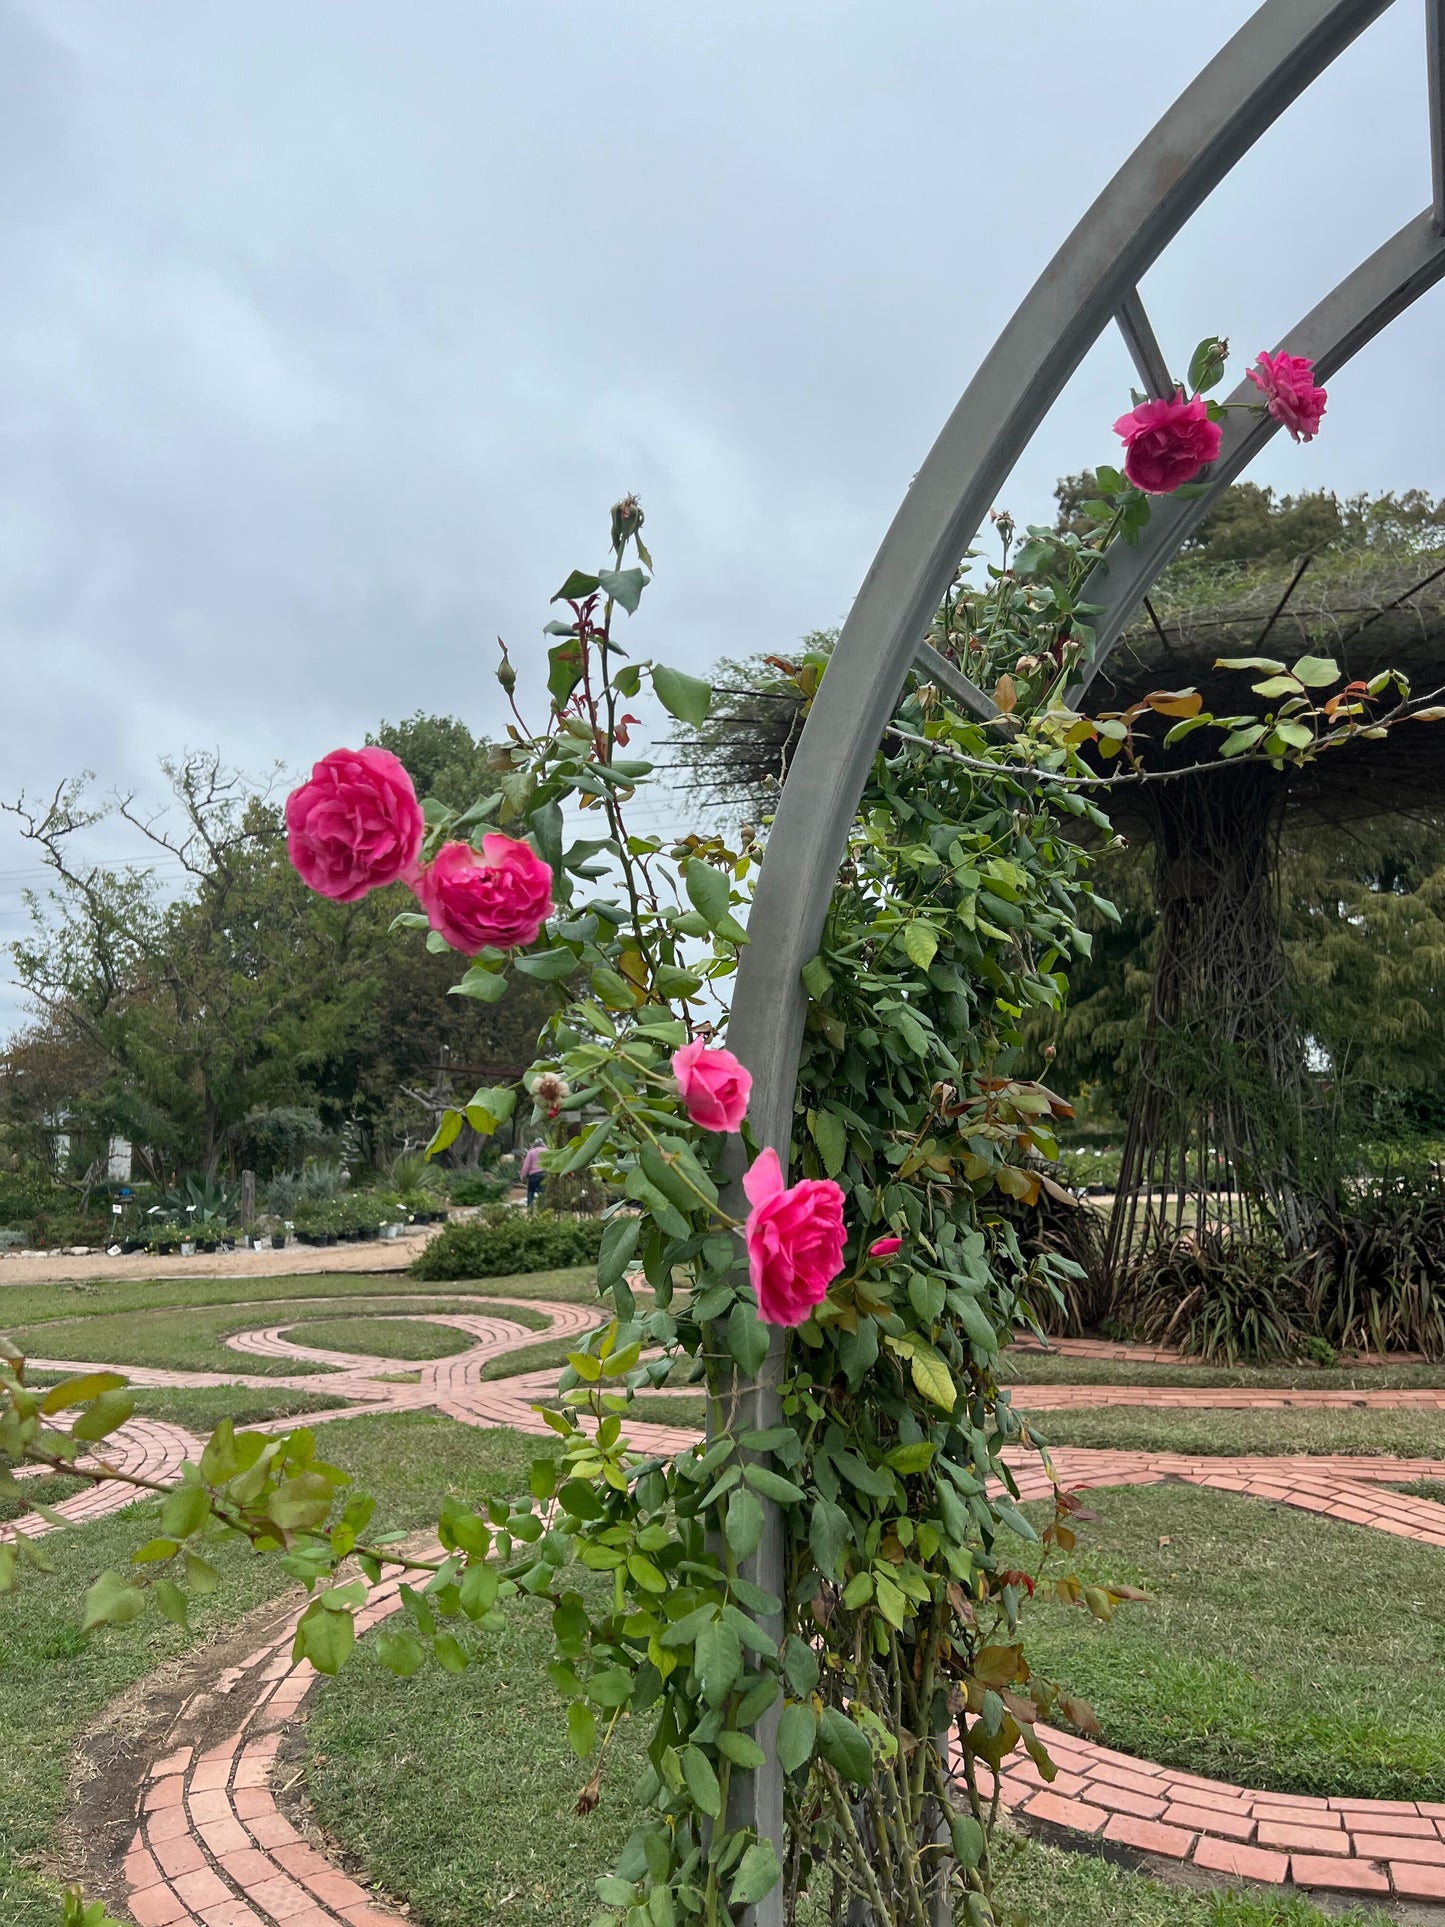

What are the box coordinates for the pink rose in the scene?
[743,1147,847,1328]
[1112,391,1222,494]
[672,1040,752,1133]
[1247,349,1326,443]
[286,746,424,903]
[416,835,554,953]
[868,1236,903,1260]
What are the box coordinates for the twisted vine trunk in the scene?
[1106,763,1326,1273]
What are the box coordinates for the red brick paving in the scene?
[21,1299,1445,1915]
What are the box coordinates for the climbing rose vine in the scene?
[1112,334,1325,497]
[11,350,1410,1927]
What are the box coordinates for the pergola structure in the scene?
[718,5,1445,1919]
[1089,559,1445,1273]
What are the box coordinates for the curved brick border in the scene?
[21,1302,1445,1916]
[4,1415,198,1544]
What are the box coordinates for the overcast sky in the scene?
[1,0,1440,1034]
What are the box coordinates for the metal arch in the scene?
[728,0,1393,1159]
[1068,208,1445,705]
[717,4,1445,1920]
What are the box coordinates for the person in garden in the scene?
[519,1137,545,1211]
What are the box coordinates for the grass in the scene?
[303,1584,1382,1927]
[0,1409,553,1927]
[1,1289,563,1379]
[130,1384,353,1430]
[0,1263,596,1335]
[995,1835,1390,1926]
[1002,1481,1445,1801]
[0,1471,87,1523]
[288,1313,528,1362]
[1001,1349,1445,1392]
[1022,1404,1445,1460]
[304,1574,658,1927]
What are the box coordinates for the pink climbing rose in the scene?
[1247,349,1326,442]
[868,1236,903,1259]
[671,1040,752,1133]
[416,834,554,953]
[743,1146,847,1327]
[285,746,425,903]
[1112,391,1222,494]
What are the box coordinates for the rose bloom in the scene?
[743,1146,847,1327]
[868,1236,903,1259]
[671,1040,752,1133]
[1112,391,1222,494]
[417,835,554,953]
[1247,349,1326,442]
[285,746,424,903]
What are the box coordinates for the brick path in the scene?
[16,1302,1445,1916]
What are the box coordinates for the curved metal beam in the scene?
[1069,207,1445,704]
[728,0,1391,1159]
[718,7,1416,1920]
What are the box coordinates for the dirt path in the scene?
[0,1227,442,1288]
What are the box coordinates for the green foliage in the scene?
[448,1171,510,1206]
[1,744,557,1177]
[1123,1230,1306,1364]
[368,712,497,814]
[409,1209,606,1281]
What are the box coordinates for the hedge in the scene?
[409,1208,605,1281]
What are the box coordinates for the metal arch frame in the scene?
[718,4,1445,1921]
[1067,208,1445,704]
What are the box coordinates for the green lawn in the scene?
[0,1409,552,1927]
[1,1288,566,1378]
[0,1263,596,1336]
[289,1310,543,1362]
[1022,1403,1445,1460]
[303,1579,1384,1927]
[996,1837,1390,1926]
[1004,1480,1445,1801]
[1001,1349,1445,1392]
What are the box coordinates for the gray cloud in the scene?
[1,0,1439,1027]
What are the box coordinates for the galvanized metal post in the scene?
[704,6,1445,1920]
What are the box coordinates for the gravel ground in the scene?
[0,1227,443,1288]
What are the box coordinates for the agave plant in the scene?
[160,1174,239,1227]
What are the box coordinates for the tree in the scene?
[1054,474,1445,567]
[2,737,556,1178]
[368,712,496,813]
[4,756,382,1179]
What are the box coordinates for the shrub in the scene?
[265,1159,349,1217]
[24,1212,119,1250]
[1299,1176,1445,1359]
[387,1150,445,1198]
[1005,1187,1111,1335]
[0,1174,64,1222]
[1123,1228,1308,1363]
[409,1208,606,1280]
[448,1172,509,1206]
